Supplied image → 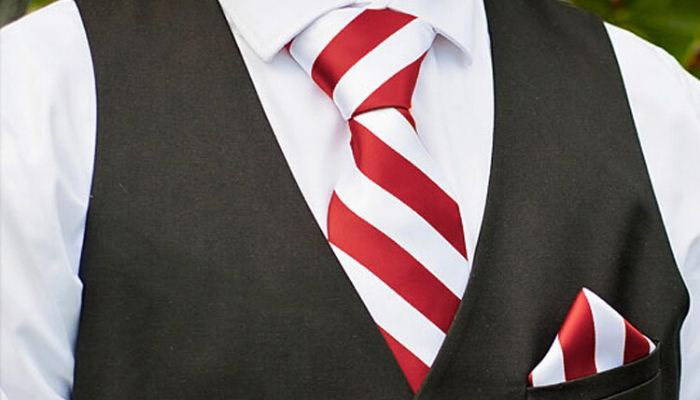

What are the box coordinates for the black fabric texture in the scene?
[72,0,689,399]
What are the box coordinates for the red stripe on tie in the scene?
[396,107,417,130]
[348,120,468,258]
[623,320,651,364]
[355,54,427,116]
[328,193,460,332]
[378,326,430,393]
[311,9,415,97]
[559,291,597,381]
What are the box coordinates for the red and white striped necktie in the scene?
[290,7,470,392]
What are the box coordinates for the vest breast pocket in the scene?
[526,344,661,400]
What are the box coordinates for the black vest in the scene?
[72,0,689,399]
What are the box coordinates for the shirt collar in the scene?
[218,0,476,62]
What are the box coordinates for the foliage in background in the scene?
[26,0,53,12]
[0,0,28,26]
[572,0,700,77]
[2,0,699,77]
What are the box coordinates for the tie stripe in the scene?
[529,289,655,387]
[353,109,453,198]
[332,19,434,118]
[291,7,468,392]
[355,55,426,116]
[334,167,468,297]
[332,246,446,366]
[290,8,366,75]
[349,118,467,257]
[328,194,461,332]
[378,327,431,393]
[311,9,415,97]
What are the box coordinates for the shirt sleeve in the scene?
[0,1,95,398]
[605,23,700,400]
[679,67,700,400]
[686,68,700,118]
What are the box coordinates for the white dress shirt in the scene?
[1,0,699,398]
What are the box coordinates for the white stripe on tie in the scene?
[332,18,435,118]
[331,245,445,367]
[335,169,469,298]
[353,109,457,199]
[289,7,365,76]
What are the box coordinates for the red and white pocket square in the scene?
[529,288,655,387]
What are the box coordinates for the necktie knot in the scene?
[290,7,435,119]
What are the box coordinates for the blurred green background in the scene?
[1,0,699,77]
[572,0,699,77]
